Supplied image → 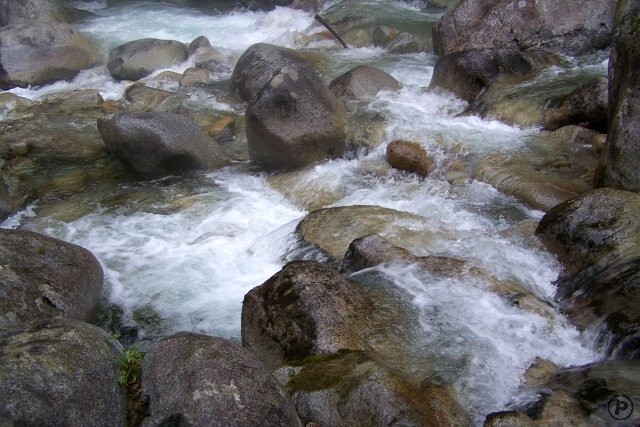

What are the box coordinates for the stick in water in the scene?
[314,14,349,49]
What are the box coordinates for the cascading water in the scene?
[1,0,607,423]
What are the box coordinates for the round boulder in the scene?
[141,332,301,427]
[329,65,400,101]
[386,139,433,177]
[0,229,103,336]
[0,21,101,89]
[245,48,347,170]
[242,261,371,370]
[97,112,229,177]
[107,38,188,81]
[0,318,126,426]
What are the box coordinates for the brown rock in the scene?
[386,139,433,177]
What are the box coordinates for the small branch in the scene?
[314,14,349,49]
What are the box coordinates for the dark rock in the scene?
[241,261,371,370]
[0,229,103,335]
[187,35,211,56]
[0,0,74,26]
[230,43,307,103]
[540,77,608,132]
[97,112,228,177]
[386,139,433,177]
[329,65,400,101]
[107,38,188,81]
[141,332,301,427]
[372,25,399,48]
[536,188,640,272]
[432,0,614,58]
[386,31,421,54]
[0,21,101,89]
[284,351,470,426]
[429,48,533,102]
[597,1,640,191]
[483,411,535,427]
[244,45,347,170]
[0,318,126,426]
[339,234,414,275]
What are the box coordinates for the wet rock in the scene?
[536,189,640,358]
[0,21,101,89]
[522,357,558,388]
[372,25,399,48]
[0,93,34,118]
[540,77,608,132]
[107,38,188,81]
[549,126,605,149]
[241,261,371,370]
[230,43,308,103]
[386,139,433,177]
[97,112,229,177]
[329,65,400,101]
[243,44,347,170]
[432,0,613,58]
[536,188,640,272]
[0,0,81,26]
[0,229,103,335]
[122,83,186,112]
[483,411,535,427]
[186,35,211,56]
[339,234,415,275]
[284,351,470,426]
[141,332,301,427]
[179,67,211,87]
[386,31,420,54]
[0,318,126,426]
[345,110,386,157]
[597,1,640,191]
[193,48,229,73]
[429,48,533,102]
[296,205,438,260]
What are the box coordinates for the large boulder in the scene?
[141,332,301,427]
[242,261,371,370]
[0,229,103,336]
[0,21,101,89]
[429,48,533,102]
[243,45,347,170]
[230,43,307,103]
[432,0,614,58]
[329,65,400,101]
[0,318,126,426]
[540,77,608,132]
[97,112,229,177]
[282,350,470,426]
[0,0,70,26]
[536,189,640,358]
[107,38,188,81]
[597,1,640,191]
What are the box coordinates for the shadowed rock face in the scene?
[597,1,640,191]
[0,21,101,89]
[0,318,126,426]
[237,43,347,170]
[97,112,229,177]
[141,332,301,427]
[0,229,103,336]
[107,38,188,81]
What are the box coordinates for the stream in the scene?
[1,0,608,423]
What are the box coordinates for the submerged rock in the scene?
[121,83,187,112]
[597,0,640,191]
[0,229,103,335]
[141,332,301,427]
[372,25,399,48]
[242,44,347,170]
[329,65,400,101]
[107,38,188,81]
[242,261,371,370]
[97,112,229,177]
[0,21,101,89]
[283,351,470,426]
[0,318,126,426]
[386,31,421,54]
[386,139,433,177]
[186,35,211,55]
[540,77,608,132]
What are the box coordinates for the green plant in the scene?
[631,15,640,34]
[117,346,145,386]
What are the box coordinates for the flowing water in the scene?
[2,0,609,422]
